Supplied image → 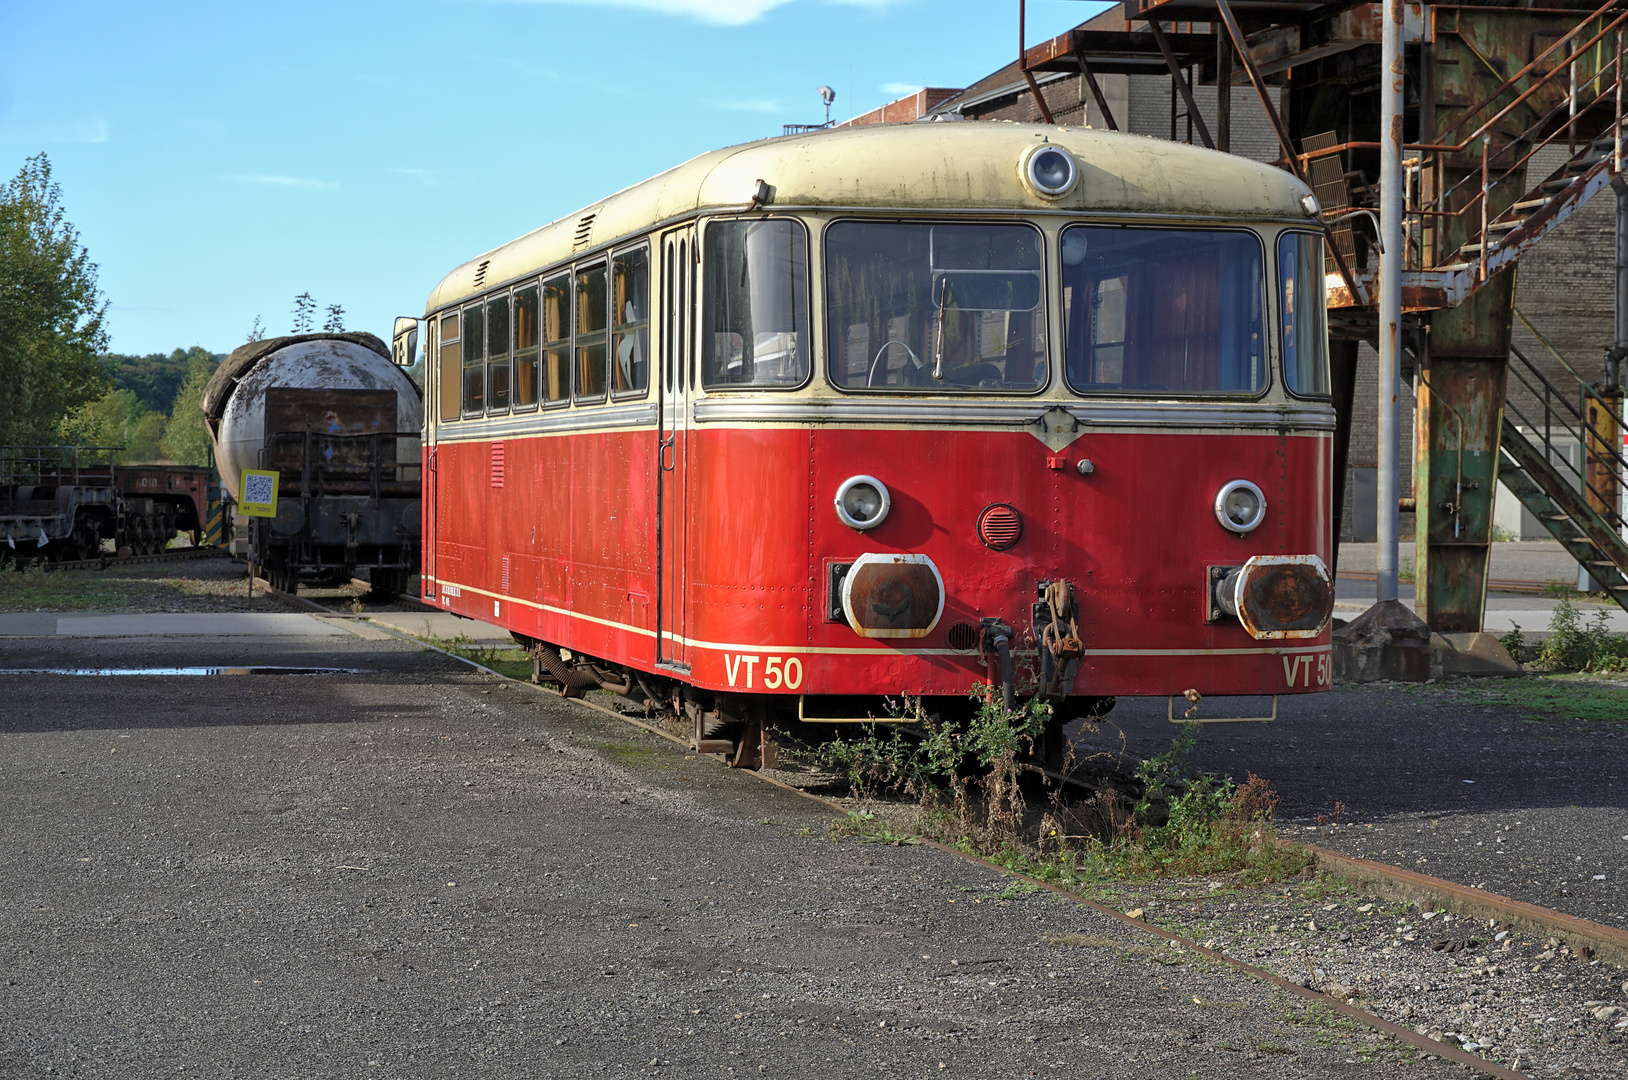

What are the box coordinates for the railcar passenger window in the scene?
[439,312,461,422]
[487,293,511,413]
[574,264,608,402]
[825,222,1045,392]
[1278,231,1331,397]
[541,274,570,405]
[611,247,650,397]
[513,284,539,409]
[701,219,808,389]
[1061,226,1265,396]
[462,303,485,415]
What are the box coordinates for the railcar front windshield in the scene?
[826,222,1047,393]
[1062,226,1266,396]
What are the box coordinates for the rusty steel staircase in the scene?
[1498,324,1628,613]
[1317,1,1628,313]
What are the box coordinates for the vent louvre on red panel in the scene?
[977,504,1022,551]
[945,622,978,651]
[501,554,511,594]
[490,442,505,488]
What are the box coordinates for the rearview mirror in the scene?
[392,316,419,367]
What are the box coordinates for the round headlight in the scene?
[1214,479,1267,534]
[1023,144,1077,197]
[835,475,890,531]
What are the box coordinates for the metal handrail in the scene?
[1293,7,1627,280]
[1506,346,1627,533]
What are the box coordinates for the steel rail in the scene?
[18,547,230,574]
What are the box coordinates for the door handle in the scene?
[660,438,676,472]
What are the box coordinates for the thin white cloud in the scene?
[223,174,338,191]
[473,0,901,28]
[391,167,441,187]
[880,82,924,97]
[704,97,783,113]
[1,116,109,144]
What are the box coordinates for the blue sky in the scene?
[0,0,1108,357]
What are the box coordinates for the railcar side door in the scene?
[422,317,440,601]
[656,227,695,670]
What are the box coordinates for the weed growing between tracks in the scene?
[812,685,1312,889]
[414,631,533,681]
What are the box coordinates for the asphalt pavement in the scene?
[0,623,1466,1080]
[1073,687,1628,930]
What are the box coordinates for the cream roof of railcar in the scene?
[424,122,1313,314]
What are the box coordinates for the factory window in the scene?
[439,311,461,422]
[611,245,651,398]
[461,302,485,415]
[512,283,540,409]
[574,262,608,402]
[541,273,570,406]
[487,292,511,414]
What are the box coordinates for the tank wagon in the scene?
[203,332,423,597]
[399,123,1337,761]
[0,445,211,561]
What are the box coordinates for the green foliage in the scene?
[0,153,110,444]
[1534,599,1628,674]
[292,292,316,334]
[815,684,1051,846]
[59,388,165,463]
[1500,623,1531,666]
[106,346,218,414]
[159,350,218,465]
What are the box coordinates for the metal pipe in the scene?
[1378,0,1405,604]
[994,633,1015,713]
[1019,0,1055,124]
[1148,19,1214,149]
[1480,135,1492,283]
[1617,176,1628,377]
[1075,51,1119,131]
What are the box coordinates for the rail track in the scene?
[1339,569,1557,596]
[8,547,233,574]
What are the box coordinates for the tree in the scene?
[292,292,315,333]
[159,350,217,466]
[323,303,345,332]
[246,314,266,343]
[59,388,165,464]
[0,153,110,445]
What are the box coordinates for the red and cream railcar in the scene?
[399,123,1336,750]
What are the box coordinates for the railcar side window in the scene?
[541,274,570,405]
[701,219,809,389]
[513,283,539,409]
[438,312,461,422]
[1278,231,1331,397]
[611,246,650,397]
[826,222,1045,393]
[574,263,608,402]
[461,303,486,415]
[1062,226,1266,396]
[487,293,511,413]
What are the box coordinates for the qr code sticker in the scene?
[244,474,275,505]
